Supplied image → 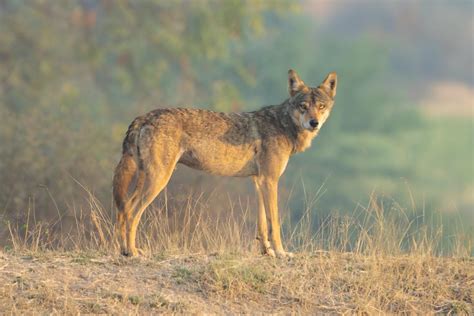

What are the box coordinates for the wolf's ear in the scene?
[321,72,337,98]
[288,69,306,97]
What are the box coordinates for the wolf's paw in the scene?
[257,239,276,258]
[275,250,294,259]
[121,247,145,257]
[260,245,276,257]
[265,248,276,258]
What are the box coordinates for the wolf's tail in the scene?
[112,118,143,212]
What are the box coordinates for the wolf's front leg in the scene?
[261,177,293,259]
[253,177,275,257]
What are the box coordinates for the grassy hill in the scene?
[2,196,473,314]
[1,250,472,314]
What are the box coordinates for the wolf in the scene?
[113,69,337,258]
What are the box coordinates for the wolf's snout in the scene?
[309,119,319,128]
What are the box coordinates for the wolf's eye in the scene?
[318,104,326,110]
[300,102,309,111]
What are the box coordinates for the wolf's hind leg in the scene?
[126,143,181,257]
[126,168,173,257]
[118,167,147,257]
[113,154,138,256]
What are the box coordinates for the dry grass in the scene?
[1,190,473,314]
[0,251,472,314]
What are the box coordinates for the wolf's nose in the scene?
[309,119,319,128]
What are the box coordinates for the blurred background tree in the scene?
[0,0,292,217]
[0,0,472,248]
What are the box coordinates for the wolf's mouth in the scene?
[302,123,318,132]
[302,124,318,132]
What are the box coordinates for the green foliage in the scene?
[0,0,290,214]
[230,15,472,235]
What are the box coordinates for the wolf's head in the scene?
[287,69,337,132]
